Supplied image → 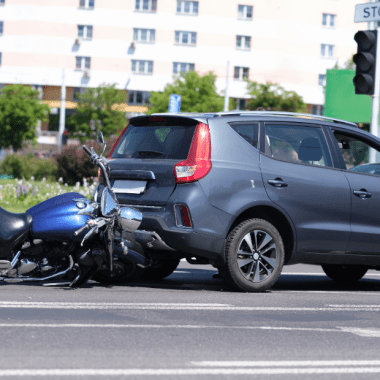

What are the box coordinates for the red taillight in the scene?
[108,124,129,159]
[174,122,212,184]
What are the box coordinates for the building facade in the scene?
[0,0,364,130]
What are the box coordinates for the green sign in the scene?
[324,69,372,123]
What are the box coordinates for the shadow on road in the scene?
[2,267,380,293]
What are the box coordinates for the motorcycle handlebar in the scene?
[83,145,92,156]
[74,224,90,236]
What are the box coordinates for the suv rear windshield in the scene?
[111,119,197,160]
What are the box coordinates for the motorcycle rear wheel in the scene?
[92,259,145,284]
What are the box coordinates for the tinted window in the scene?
[111,123,196,160]
[333,132,380,174]
[265,124,332,167]
[229,123,258,148]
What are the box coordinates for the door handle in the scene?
[353,189,372,199]
[268,178,288,188]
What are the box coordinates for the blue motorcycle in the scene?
[0,132,150,287]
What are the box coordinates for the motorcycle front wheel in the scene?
[92,259,145,284]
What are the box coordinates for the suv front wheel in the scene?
[220,219,285,292]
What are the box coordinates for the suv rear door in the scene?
[260,122,351,254]
[108,116,198,206]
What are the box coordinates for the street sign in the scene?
[355,2,380,23]
[168,94,181,113]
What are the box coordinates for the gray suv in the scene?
[102,111,380,292]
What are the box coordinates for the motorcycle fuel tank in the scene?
[27,192,92,242]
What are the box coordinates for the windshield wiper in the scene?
[138,150,164,156]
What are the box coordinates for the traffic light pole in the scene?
[370,26,380,162]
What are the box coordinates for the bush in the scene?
[56,135,120,186]
[0,154,57,181]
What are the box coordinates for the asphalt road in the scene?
[2,262,380,379]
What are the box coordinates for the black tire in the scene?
[92,259,145,284]
[141,259,180,280]
[321,264,368,284]
[219,218,285,292]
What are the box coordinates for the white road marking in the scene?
[1,301,380,311]
[338,327,380,337]
[0,324,339,332]
[194,360,380,367]
[0,324,379,338]
[3,367,380,376]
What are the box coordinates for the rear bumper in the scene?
[121,182,232,266]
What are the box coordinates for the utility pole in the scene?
[223,60,230,112]
[58,67,66,154]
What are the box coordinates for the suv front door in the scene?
[260,122,351,254]
[330,129,380,254]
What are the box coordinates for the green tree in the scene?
[147,71,224,114]
[0,84,49,151]
[246,81,307,113]
[68,84,127,143]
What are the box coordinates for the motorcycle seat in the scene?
[0,207,33,250]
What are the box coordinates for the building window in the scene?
[78,25,93,39]
[76,56,91,70]
[320,44,334,58]
[176,0,198,15]
[0,21,3,36]
[311,105,324,116]
[236,35,251,50]
[322,13,336,27]
[131,60,153,74]
[72,87,86,101]
[133,28,155,43]
[234,66,249,80]
[318,74,326,86]
[238,5,253,20]
[79,0,94,9]
[31,85,43,100]
[175,31,196,46]
[173,62,195,74]
[128,91,150,105]
[135,0,157,12]
[0,0,5,5]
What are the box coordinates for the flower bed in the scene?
[0,177,98,213]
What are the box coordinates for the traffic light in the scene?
[353,30,377,95]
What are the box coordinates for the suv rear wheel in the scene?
[321,264,368,284]
[219,219,285,292]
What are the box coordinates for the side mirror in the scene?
[97,131,107,157]
[97,131,105,145]
[100,187,119,217]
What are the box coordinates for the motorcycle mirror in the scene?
[97,131,107,157]
[97,131,105,145]
[100,187,119,217]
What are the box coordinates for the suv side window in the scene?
[333,131,380,175]
[229,123,258,148]
[265,124,332,167]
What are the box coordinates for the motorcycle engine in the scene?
[18,257,39,276]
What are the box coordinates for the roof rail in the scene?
[213,111,359,128]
